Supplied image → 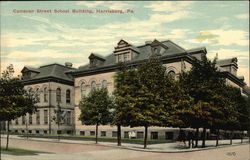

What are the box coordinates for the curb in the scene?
[110,142,249,153]
[1,136,249,153]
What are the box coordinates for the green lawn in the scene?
[18,134,174,144]
[1,147,47,155]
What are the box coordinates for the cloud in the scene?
[187,29,249,46]
[108,2,130,10]
[76,1,105,8]
[1,32,57,47]
[144,1,193,12]
[235,14,249,19]
[76,1,131,10]
[4,49,87,59]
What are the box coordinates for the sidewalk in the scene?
[1,134,249,153]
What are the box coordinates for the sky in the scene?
[0,1,249,85]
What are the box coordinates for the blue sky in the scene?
[1,1,249,85]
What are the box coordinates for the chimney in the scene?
[65,62,73,68]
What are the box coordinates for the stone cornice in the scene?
[23,77,74,86]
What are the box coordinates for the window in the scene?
[81,82,86,98]
[56,88,61,102]
[168,71,176,79]
[80,131,85,136]
[66,111,71,125]
[118,54,122,62]
[165,132,174,140]
[66,90,71,103]
[151,132,158,140]
[112,131,117,137]
[137,132,144,139]
[44,87,48,102]
[90,59,97,67]
[101,131,106,137]
[44,110,48,124]
[29,114,32,124]
[124,53,128,61]
[91,81,96,90]
[101,80,107,88]
[90,131,95,136]
[36,110,40,125]
[36,88,40,102]
[36,130,40,134]
[22,116,25,125]
[29,130,32,134]
[15,118,19,125]
[44,130,48,134]
[124,131,129,138]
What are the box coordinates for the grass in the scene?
[0,147,47,155]
[18,134,174,144]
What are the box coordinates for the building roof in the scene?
[76,39,193,73]
[23,63,76,82]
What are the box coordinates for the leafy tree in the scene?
[0,64,37,150]
[133,56,168,149]
[79,88,113,144]
[114,56,193,149]
[113,64,139,146]
[179,57,226,148]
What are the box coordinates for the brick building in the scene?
[9,39,247,140]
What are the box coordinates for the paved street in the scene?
[1,136,249,160]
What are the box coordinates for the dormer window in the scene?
[114,39,140,63]
[90,59,96,67]
[21,67,40,80]
[150,39,168,55]
[88,53,105,68]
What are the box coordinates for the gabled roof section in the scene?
[186,47,207,54]
[21,66,40,73]
[88,53,105,61]
[23,63,76,82]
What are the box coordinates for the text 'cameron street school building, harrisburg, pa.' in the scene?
[9,39,248,140]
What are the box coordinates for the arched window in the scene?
[168,70,176,79]
[56,88,61,103]
[91,81,96,90]
[66,89,71,104]
[81,82,86,98]
[101,80,107,88]
[36,88,40,102]
[44,87,48,102]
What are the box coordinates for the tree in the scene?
[79,88,113,144]
[133,56,169,149]
[179,57,226,148]
[52,102,65,141]
[113,64,139,146]
[0,64,37,150]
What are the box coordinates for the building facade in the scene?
[9,39,247,140]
